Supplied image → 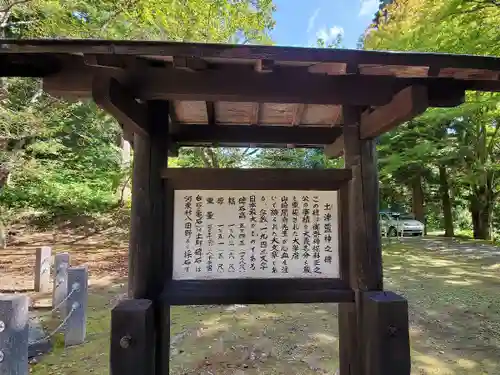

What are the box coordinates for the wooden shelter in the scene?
[1,39,500,375]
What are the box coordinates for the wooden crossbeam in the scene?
[46,61,476,106]
[131,68,404,105]
[92,77,149,137]
[171,124,342,147]
[360,86,429,139]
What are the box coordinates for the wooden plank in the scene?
[172,124,343,146]
[363,291,411,375]
[6,39,500,72]
[92,77,149,137]
[110,299,155,375]
[206,101,216,125]
[162,168,352,190]
[324,136,344,158]
[162,279,353,305]
[360,86,429,139]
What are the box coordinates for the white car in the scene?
[379,212,424,237]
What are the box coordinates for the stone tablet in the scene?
[173,190,339,280]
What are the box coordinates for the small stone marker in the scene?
[0,295,29,375]
[52,252,70,316]
[34,246,52,293]
[64,266,88,346]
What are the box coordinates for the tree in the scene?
[0,0,277,247]
[363,0,500,239]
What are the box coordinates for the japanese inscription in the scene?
[173,190,339,280]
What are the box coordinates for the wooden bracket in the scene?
[360,85,428,139]
[92,77,149,138]
[324,136,345,158]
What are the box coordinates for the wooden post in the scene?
[64,266,88,346]
[34,246,52,292]
[110,299,155,375]
[0,295,29,375]
[363,291,411,375]
[340,103,410,374]
[128,100,171,375]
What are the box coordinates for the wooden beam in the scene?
[172,56,208,71]
[172,124,342,147]
[46,61,482,105]
[360,86,428,139]
[92,77,149,137]
[161,168,352,190]
[162,279,353,305]
[324,135,344,158]
[206,101,216,125]
[131,68,405,105]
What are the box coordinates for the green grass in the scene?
[30,239,500,375]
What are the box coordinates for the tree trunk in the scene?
[470,188,492,240]
[438,166,454,237]
[411,172,425,233]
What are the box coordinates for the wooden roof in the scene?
[1,39,499,150]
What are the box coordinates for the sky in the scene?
[271,0,379,49]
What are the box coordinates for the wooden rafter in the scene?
[92,77,149,137]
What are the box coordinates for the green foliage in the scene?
[364,0,500,239]
[0,0,277,227]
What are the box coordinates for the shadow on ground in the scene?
[384,237,500,375]
[2,230,499,374]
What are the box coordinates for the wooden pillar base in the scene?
[111,299,155,375]
[362,291,411,375]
